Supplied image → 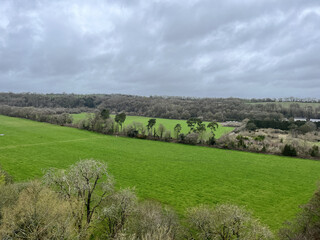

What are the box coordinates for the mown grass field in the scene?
[1,115,320,230]
[246,101,320,108]
[72,113,234,139]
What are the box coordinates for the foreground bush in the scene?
[0,159,280,239]
[188,204,273,240]
[126,201,180,239]
[44,159,114,237]
[0,182,29,221]
[0,166,13,185]
[95,188,138,239]
[0,181,73,239]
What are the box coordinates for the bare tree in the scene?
[0,181,73,239]
[188,204,273,240]
[125,201,180,240]
[97,188,137,239]
[158,124,166,139]
[44,159,114,234]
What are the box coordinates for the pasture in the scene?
[71,113,234,139]
[246,101,320,108]
[1,115,320,230]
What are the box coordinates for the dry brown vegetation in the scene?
[217,126,320,159]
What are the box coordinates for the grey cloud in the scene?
[0,0,320,98]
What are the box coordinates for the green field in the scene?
[72,113,234,139]
[1,115,320,230]
[246,101,320,108]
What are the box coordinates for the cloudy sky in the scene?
[0,0,319,98]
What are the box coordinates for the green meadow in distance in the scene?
[1,115,320,231]
[246,101,320,108]
[71,113,234,139]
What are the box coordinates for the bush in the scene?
[246,122,257,131]
[44,160,114,236]
[127,129,139,138]
[299,122,317,134]
[0,166,13,185]
[261,146,267,152]
[95,189,137,239]
[282,144,297,157]
[184,132,199,145]
[164,130,171,141]
[178,133,185,142]
[0,181,73,239]
[310,145,319,157]
[236,135,247,148]
[254,135,265,141]
[188,204,273,240]
[207,136,216,145]
[126,201,180,240]
[0,183,30,221]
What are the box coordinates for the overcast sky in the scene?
[0,0,319,98]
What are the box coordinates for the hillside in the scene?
[1,115,320,230]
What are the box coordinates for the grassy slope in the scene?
[246,101,320,108]
[72,113,234,139]
[1,115,320,230]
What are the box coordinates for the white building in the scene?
[310,119,320,123]
[294,117,307,121]
[293,118,320,122]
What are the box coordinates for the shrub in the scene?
[236,135,247,148]
[246,122,257,131]
[95,189,137,239]
[282,144,297,157]
[207,136,216,145]
[44,160,114,235]
[261,146,267,152]
[164,130,171,141]
[127,128,139,138]
[137,134,147,139]
[188,204,273,240]
[184,132,199,145]
[0,166,13,186]
[126,201,180,240]
[254,135,265,141]
[0,181,73,239]
[299,122,317,134]
[310,145,319,157]
[0,183,30,221]
[178,133,186,142]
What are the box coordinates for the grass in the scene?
[1,115,320,231]
[71,113,234,139]
[246,101,320,108]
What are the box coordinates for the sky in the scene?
[0,0,319,98]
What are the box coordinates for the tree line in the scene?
[1,105,320,160]
[1,93,320,121]
[76,109,219,146]
[247,120,320,131]
[2,159,320,239]
[0,105,73,125]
